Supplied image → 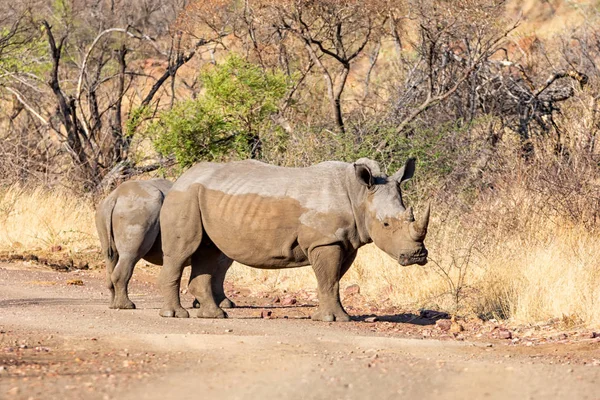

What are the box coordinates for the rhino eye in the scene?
[383,222,390,227]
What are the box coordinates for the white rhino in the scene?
[95,179,233,310]
[158,158,429,321]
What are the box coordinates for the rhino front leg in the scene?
[309,245,351,322]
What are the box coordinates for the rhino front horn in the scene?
[409,203,430,241]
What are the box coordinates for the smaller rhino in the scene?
[95,179,233,310]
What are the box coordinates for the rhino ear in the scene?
[354,163,374,188]
[392,158,416,184]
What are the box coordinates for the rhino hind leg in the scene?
[192,298,236,310]
[188,246,228,319]
[192,299,236,309]
[158,188,206,318]
[110,253,138,309]
[191,259,235,309]
[309,245,351,322]
[219,297,236,309]
[104,254,117,308]
[160,250,193,318]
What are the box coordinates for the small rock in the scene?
[260,310,273,319]
[271,296,281,304]
[498,329,512,340]
[591,332,599,339]
[450,321,465,333]
[0,366,7,374]
[436,319,452,331]
[66,279,84,286]
[50,245,63,252]
[344,284,361,296]
[364,316,378,323]
[7,387,19,396]
[422,329,432,338]
[225,329,233,333]
[281,297,297,306]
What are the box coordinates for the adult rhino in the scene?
[158,158,430,321]
[95,179,233,310]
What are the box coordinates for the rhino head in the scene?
[354,158,430,266]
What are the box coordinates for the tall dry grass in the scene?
[1,153,600,328]
[0,186,97,254]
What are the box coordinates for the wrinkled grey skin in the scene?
[158,158,430,321]
[95,179,234,310]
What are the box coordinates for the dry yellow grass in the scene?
[0,186,97,254]
[1,182,600,328]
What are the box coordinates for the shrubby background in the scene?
[1,0,600,326]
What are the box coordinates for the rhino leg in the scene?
[192,261,235,309]
[339,250,358,280]
[104,254,117,308]
[188,246,228,319]
[309,245,351,322]
[110,253,138,309]
[158,189,204,318]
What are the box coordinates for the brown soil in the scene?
[1,262,599,400]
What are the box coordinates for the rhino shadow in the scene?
[353,313,442,326]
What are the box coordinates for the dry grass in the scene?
[0,186,97,254]
[2,177,600,328]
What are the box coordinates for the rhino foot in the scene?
[311,309,351,322]
[159,306,190,318]
[192,298,236,309]
[195,306,228,319]
[110,299,136,310]
[219,298,236,309]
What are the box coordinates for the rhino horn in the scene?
[409,203,430,241]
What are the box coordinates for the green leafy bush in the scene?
[149,55,290,168]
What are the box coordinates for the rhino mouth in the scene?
[398,249,428,266]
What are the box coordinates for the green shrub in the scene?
[149,55,290,168]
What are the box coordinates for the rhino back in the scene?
[147,179,173,196]
[110,180,166,257]
[174,160,360,268]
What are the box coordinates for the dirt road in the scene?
[1,262,599,400]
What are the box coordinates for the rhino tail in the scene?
[96,192,118,262]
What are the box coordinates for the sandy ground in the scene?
[1,262,600,400]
